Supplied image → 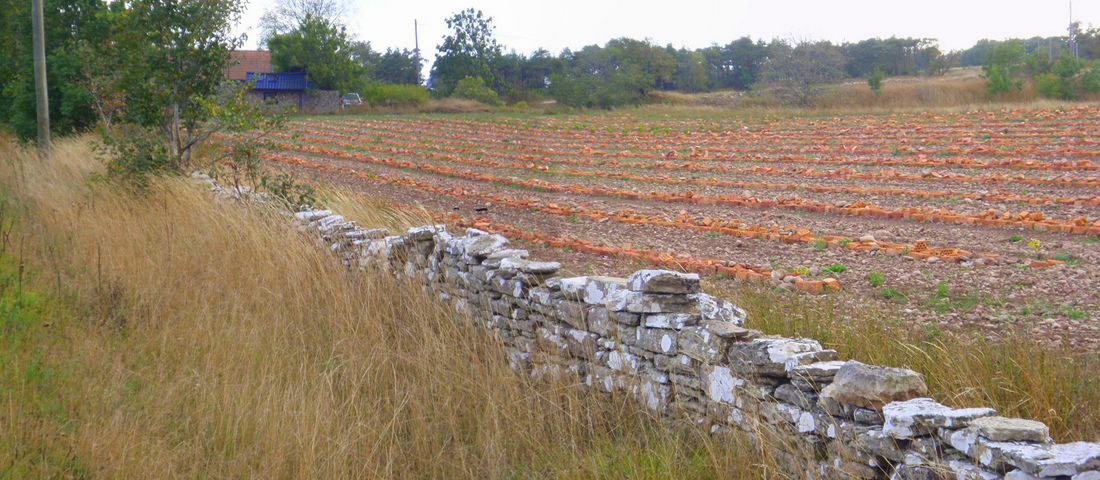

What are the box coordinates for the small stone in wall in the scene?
[970,416,1051,443]
[605,289,696,314]
[728,337,838,378]
[626,270,701,294]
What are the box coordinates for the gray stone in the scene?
[605,289,695,313]
[626,269,700,294]
[947,459,1001,480]
[971,440,1100,477]
[775,383,818,411]
[971,417,1051,443]
[789,360,846,391]
[635,327,678,355]
[883,398,997,439]
[586,308,618,337]
[677,325,730,363]
[559,276,627,305]
[728,337,839,377]
[819,360,930,411]
[643,312,700,329]
[703,324,760,343]
[498,257,561,275]
[855,428,906,463]
[691,292,747,325]
[465,233,509,257]
[405,224,445,241]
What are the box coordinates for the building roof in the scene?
[246,71,311,91]
[227,50,272,81]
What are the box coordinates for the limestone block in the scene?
[626,269,700,294]
[820,361,929,411]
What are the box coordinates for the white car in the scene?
[341,93,362,108]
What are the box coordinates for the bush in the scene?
[451,76,502,106]
[99,124,172,190]
[360,84,430,108]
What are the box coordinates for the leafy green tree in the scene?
[867,66,884,102]
[105,0,248,169]
[374,48,422,85]
[0,0,107,140]
[269,15,365,92]
[451,76,500,105]
[757,40,847,106]
[429,8,501,97]
[982,42,1025,96]
[1037,53,1093,99]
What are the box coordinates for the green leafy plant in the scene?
[935,281,950,298]
[1009,235,1023,242]
[867,272,885,287]
[823,264,847,274]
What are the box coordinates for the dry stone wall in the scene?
[294,205,1100,480]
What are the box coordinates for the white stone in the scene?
[883,398,996,439]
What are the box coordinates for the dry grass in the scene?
[713,283,1100,443]
[636,73,1099,116]
[0,136,796,478]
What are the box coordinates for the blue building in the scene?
[245,71,312,110]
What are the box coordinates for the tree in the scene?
[268,14,365,91]
[0,0,106,140]
[374,48,422,85]
[982,42,1025,96]
[258,0,350,45]
[451,76,500,105]
[757,40,846,106]
[548,38,674,108]
[867,66,884,102]
[429,8,501,97]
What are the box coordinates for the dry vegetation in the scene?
[0,136,794,478]
[647,71,1095,113]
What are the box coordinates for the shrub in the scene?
[452,76,502,106]
[99,124,172,190]
[360,84,430,108]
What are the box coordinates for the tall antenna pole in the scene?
[31,0,50,160]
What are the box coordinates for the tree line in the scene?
[5,0,1100,146]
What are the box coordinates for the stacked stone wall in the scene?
[293,205,1100,480]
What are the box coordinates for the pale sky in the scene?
[238,0,1098,64]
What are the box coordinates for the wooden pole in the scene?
[31,0,50,160]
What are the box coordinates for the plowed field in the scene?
[263,107,1100,350]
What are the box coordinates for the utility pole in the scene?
[31,0,50,160]
[1069,1,1079,59]
[414,19,421,85]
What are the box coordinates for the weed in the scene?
[823,264,847,274]
[1052,252,1083,266]
[879,287,906,301]
[867,272,885,287]
[935,281,950,298]
[837,238,852,247]
[1009,235,1023,242]
[813,241,828,251]
[705,231,722,238]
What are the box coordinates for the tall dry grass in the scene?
[0,136,790,478]
[714,283,1100,443]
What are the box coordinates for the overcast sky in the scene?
[238,0,1098,61]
